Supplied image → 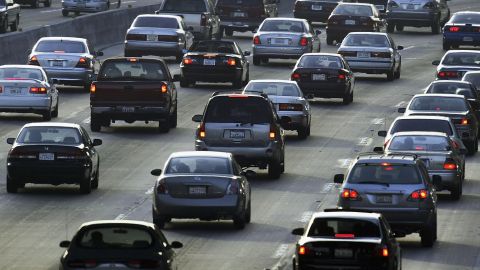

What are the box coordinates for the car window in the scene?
[409,96,468,111]
[99,60,166,81]
[442,53,480,66]
[78,226,153,249]
[35,40,86,53]
[244,82,301,97]
[166,157,232,174]
[80,127,92,145]
[162,0,206,13]
[133,16,179,29]
[0,68,44,81]
[333,4,373,16]
[260,20,304,32]
[189,41,237,54]
[308,218,380,238]
[343,34,390,47]
[391,119,453,136]
[463,73,480,89]
[297,55,343,68]
[216,0,263,5]
[348,163,422,184]
[427,82,475,99]
[451,13,480,24]
[388,135,450,151]
[17,127,82,145]
[204,96,273,124]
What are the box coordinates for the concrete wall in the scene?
[0,4,160,65]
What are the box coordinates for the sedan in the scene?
[6,122,102,194]
[59,220,183,270]
[243,80,311,139]
[252,17,321,66]
[62,0,121,16]
[290,53,354,104]
[338,32,402,81]
[462,71,480,90]
[28,37,103,91]
[326,3,383,45]
[432,50,480,80]
[125,14,194,62]
[443,11,480,51]
[180,40,250,88]
[294,0,342,24]
[14,0,51,8]
[0,65,59,121]
[151,151,252,229]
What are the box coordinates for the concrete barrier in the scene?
[0,4,160,65]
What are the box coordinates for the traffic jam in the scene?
[0,0,479,269]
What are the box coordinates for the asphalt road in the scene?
[0,0,479,269]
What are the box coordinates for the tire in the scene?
[386,22,395,33]
[0,17,8,34]
[245,199,251,223]
[343,91,353,105]
[420,216,437,247]
[152,211,168,229]
[442,41,450,51]
[261,57,269,64]
[431,19,440,34]
[32,0,39,8]
[179,77,190,87]
[225,28,233,37]
[450,180,462,200]
[44,0,51,7]
[91,166,99,190]
[244,69,250,86]
[51,100,59,118]
[233,76,243,89]
[158,120,170,133]
[253,56,261,66]
[396,24,404,32]
[466,140,476,155]
[233,209,246,230]
[268,159,282,179]
[297,126,309,139]
[394,63,401,79]
[326,35,334,45]
[74,11,80,16]
[387,68,395,81]
[10,15,19,32]
[42,110,52,121]
[62,9,69,17]
[169,106,177,128]
[79,176,92,194]
[6,176,18,193]
[90,114,101,132]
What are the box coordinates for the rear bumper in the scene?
[181,66,243,82]
[294,11,330,23]
[386,11,435,26]
[277,111,309,130]
[91,106,170,121]
[345,58,394,73]
[220,20,262,31]
[124,41,183,56]
[443,33,480,46]
[0,96,51,113]
[298,82,349,98]
[297,257,390,270]
[7,161,91,184]
[326,26,375,40]
[428,171,460,190]
[62,2,107,12]
[253,45,308,59]
[43,67,93,86]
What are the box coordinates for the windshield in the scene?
[348,163,421,185]
[343,34,389,47]
[442,52,480,66]
[333,4,373,16]
[99,61,166,81]
[388,135,450,152]
[133,17,179,28]
[308,218,380,238]
[162,0,206,12]
[463,73,480,89]
[244,82,301,97]
[17,127,81,145]
[166,157,231,174]
[0,68,44,81]
[392,119,453,136]
[451,13,480,24]
[204,97,272,124]
[35,40,86,53]
[78,226,153,249]
[297,55,342,68]
[409,96,468,111]
[427,82,476,99]
[189,41,236,54]
[260,20,304,32]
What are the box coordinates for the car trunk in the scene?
[295,0,339,14]
[328,14,374,27]
[9,144,85,164]
[216,0,265,22]
[348,183,424,209]
[258,32,304,47]
[162,175,233,198]
[126,28,180,42]
[90,81,168,106]
[268,95,305,112]
[0,80,44,97]
[204,122,270,147]
[293,67,345,83]
[35,53,84,69]
[185,53,238,66]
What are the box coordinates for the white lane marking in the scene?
[322,183,335,193]
[145,187,154,195]
[394,101,408,108]
[82,117,91,124]
[371,118,385,125]
[403,46,415,50]
[272,244,290,259]
[337,159,352,168]
[357,137,372,146]
[298,211,314,223]
[115,214,127,220]
[41,8,62,13]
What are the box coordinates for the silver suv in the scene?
[334,153,440,247]
[192,92,285,179]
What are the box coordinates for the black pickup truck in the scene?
[90,57,179,132]
[0,0,20,33]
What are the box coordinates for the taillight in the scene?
[226,179,239,194]
[127,260,159,268]
[449,26,460,32]
[341,188,360,200]
[423,1,435,9]
[291,73,301,81]
[76,57,90,68]
[161,83,168,93]
[298,245,309,255]
[299,37,308,46]
[371,52,391,58]
[28,55,40,66]
[90,83,96,94]
[253,36,261,45]
[30,87,47,94]
[197,122,206,139]
[460,118,468,125]
[278,103,303,111]
[67,260,97,268]
[338,51,356,57]
[227,58,236,66]
[452,140,459,149]
[126,33,145,41]
[335,233,355,238]
[8,148,36,159]
[409,189,428,200]
[443,159,457,170]
[200,13,207,26]
[438,71,458,78]
[380,246,389,257]
[183,58,193,65]
[0,86,2,93]
[157,180,168,194]
[269,124,276,141]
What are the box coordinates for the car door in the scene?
[388,36,401,70]
[234,42,248,80]
[81,127,99,172]
[306,22,320,52]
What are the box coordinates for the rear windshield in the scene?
[463,73,480,89]
[35,40,86,53]
[427,82,476,99]
[333,4,373,16]
[308,218,380,238]
[297,55,342,68]
[204,96,273,124]
[348,163,422,185]
[391,119,453,136]
[99,60,166,81]
[451,13,480,24]
[0,68,44,81]
[78,226,153,249]
[388,135,450,152]
[216,0,263,5]
[133,17,179,28]
[17,127,81,145]
[162,0,206,13]
[189,41,237,54]
[166,157,231,174]
[343,34,389,47]
[442,52,480,66]
[409,96,468,112]
[244,82,301,97]
[260,20,304,32]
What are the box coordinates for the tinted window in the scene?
[133,17,179,28]
[166,157,231,174]
[216,0,263,5]
[17,127,82,145]
[297,55,342,68]
[244,82,301,97]
[409,96,468,111]
[78,226,153,249]
[349,164,422,184]
[427,82,476,99]
[308,218,380,238]
[451,13,480,24]
[442,52,480,66]
[0,68,44,81]
[463,73,480,89]
[162,0,206,12]
[343,34,390,47]
[204,97,272,123]
[35,40,86,53]
[333,4,373,16]
[391,119,453,136]
[260,20,304,32]
[189,41,236,54]
[388,135,450,151]
[99,61,166,81]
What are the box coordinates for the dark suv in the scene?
[192,92,285,179]
[334,153,440,247]
[215,0,278,37]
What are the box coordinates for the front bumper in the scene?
[43,67,93,86]
[124,41,183,57]
[181,66,242,83]
[7,160,91,184]
[386,10,435,27]
[298,81,349,98]
[253,45,308,59]
[91,106,170,121]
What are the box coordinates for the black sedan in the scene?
[59,220,183,270]
[6,122,102,194]
[432,50,480,80]
[179,40,250,88]
[291,53,355,104]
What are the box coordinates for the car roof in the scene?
[355,153,417,164]
[0,65,44,70]
[394,115,451,121]
[247,79,298,84]
[168,151,231,159]
[464,71,480,75]
[212,92,269,99]
[453,11,480,15]
[301,53,342,57]
[37,37,87,43]
[430,80,471,85]
[22,122,81,129]
[137,14,181,20]
[392,131,448,137]
[80,220,155,230]
[347,32,388,37]
[263,17,307,23]
[412,93,465,99]
[103,56,167,63]
[310,211,381,220]
[337,2,374,7]
[444,50,480,55]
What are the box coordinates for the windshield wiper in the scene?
[356,181,390,187]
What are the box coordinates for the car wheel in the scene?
[152,211,169,229]
[44,0,51,7]
[91,168,99,189]
[233,208,247,229]
[90,114,102,132]
[396,24,404,32]
[158,120,170,133]
[395,63,401,79]
[0,17,8,34]
[420,215,436,247]
[387,68,395,81]
[6,176,18,193]
[297,126,309,140]
[179,77,190,88]
[261,57,269,64]
[343,91,353,105]
[225,28,233,37]
[42,110,52,121]
[74,11,80,16]
[442,41,450,51]
[268,159,282,179]
[79,176,92,194]
[233,76,243,89]
[244,69,250,86]
[450,180,462,200]
[52,99,59,118]
[62,9,69,17]
[253,56,261,66]
[32,0,39,8]
[386,22,395,33]
[466,139,476,155]
[10,15,19,32]
[431,19,440,34]
[169,106,177,128]
[245,199,251,223]
[326,35,334,45]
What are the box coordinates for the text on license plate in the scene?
[311,4,322,10]
[147,34,158,41]
[121,107,135,113]
[233,12,246,17]
[463,37,473,42]
[189,186,207,195]
[312,74,326,80]
[230,130,245,139]
[39,153,54,161]
[51,60,63,67]
[334,248,353,258]
[9,88,22,94]
[273,38,289,45]
[345,20,356,25]
[357,52,370,58]
[376,195,392,203]
[203,59,216,65]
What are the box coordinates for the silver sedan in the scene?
[61,0,120,16]
[0,65,59,121]
[252,18,321,66]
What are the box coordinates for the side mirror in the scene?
[432,60,440,66]
[373,146,384,152]
[334,174,344,184]
[151,169,162,176]
[187,26,194,31]
[7,2,13,6]
[242,169,256,178]
[92,139,102,146]
[397,107,406,113]
[96,51,104,57]
[397,45,404,50]
[432,175,442,190]
[378,130,387,137]
[170,241,183,249]
[291,228,305,236]
[315,29,322,35]
[59,241,71,248]
[458,148,468,155]
[6,138,15,144]
[172,74,181,82]
[192,114,203,122]
[243,50,251,56]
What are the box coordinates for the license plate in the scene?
[376,195,392,203]
[189,186,206,195]
[230,130,245,139]
[357,51,370,58]
[311,4,322,10]
[147,34,158,41]
[334,248,353,258]
[273,38,289,45]
[345,20,356,25]
[312,74,326,80]
[39,153,54,161]
[51,60,63,67]
[233,12,246,17]
[463,36,473,42]
[121,106,135,113]
[407,4,415,9]
[376,5,385,11]
[9,88,22,94]
[203,59,216,65]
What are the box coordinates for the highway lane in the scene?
[0,0,479,269]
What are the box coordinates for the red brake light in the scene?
[157,180,168,194]
[409,189,428,200]
[338,74,346,80]
[449,26,460,32]
[381,247,389,257]
[90,83,96,94]
[298,246,308,255]
[269,124,276,141]
[438,71,446,78]
[161,84,168,93]
[76,57,90,68]
[381,162,391,166]
[30,87,47,94]
[227,58,236,66]
[198,122,206,139]
[341,188,360,200]
[438,71,458,78]
[67,260,97,268]
[452,140,459,149]
[228,94,248,98]
[335,233,355,238]
[460,118,468,125]
[183,58,193,65]
[128,58,138,62]
[29,55,40,66]
[299,37,308,46]
[253,36,261,45]
[291,73,301,80]
[443,162,457,170]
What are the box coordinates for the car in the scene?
[252,17,321,66]
[90,57,178,132]
[124,15,194,61]
[151,151,252,229]
[338,32,402,81]
[334,153,440,247]
[243,80,311,138]
[378,131,466,200]
[28,37,103,91]
[6,122,102,194]
[0,0,20,33]
[0,65,59,121]
[462,71,480,90]
[62,0,121,17]
[14,0,50,8]
[432,50,480,80]
[215,0,278,37]
[156,0,221,40]
[293,0,342,24]
[399,94,479,154]
[290,53,354,104]
[442,11,480,51]
[192,92,286,179]
[354,0,389,14]
[291,210,401,270]
[179,40,250,88]
[326,3,383,45]
[386,0,450,34]
[58,220,183,270]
